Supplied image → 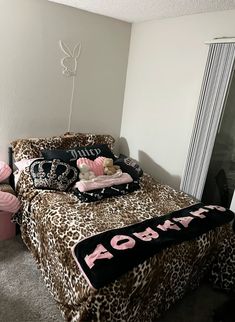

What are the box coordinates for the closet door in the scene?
[180,42,235,200]
[202,71,235,207]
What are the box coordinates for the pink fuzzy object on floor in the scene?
[0,211,16,240]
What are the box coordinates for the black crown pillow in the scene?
[42,144,115,166]
[30,159,78,191]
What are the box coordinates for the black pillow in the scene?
[42,144,115,166]
[114,155,143,180]
[30,159,78,191]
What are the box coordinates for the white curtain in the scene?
[180,43,235,200]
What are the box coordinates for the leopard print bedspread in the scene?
[14,169,235,322]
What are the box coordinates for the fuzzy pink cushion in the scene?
[0,161,12,182]
[77,157,105,177]
[0,191,20,213]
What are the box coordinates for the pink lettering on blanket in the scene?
[190,208,208,218]
[173,216,194,228]
[85,244,113,269]
[110,235,136,250]
[133,227,159,241]
[72,203,233,289]
[157,220,181,231]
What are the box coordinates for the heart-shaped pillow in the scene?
[77,157,105,177]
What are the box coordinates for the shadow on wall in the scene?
[118,137,181,190]
[138,151,181,190]
[116,137,130,157]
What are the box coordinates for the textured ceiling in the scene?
[48,0,235,23]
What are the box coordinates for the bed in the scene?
[11,132,235,322]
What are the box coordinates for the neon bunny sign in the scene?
[59,40,81,77]
[59,40,82,131]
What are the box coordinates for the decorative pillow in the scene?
[11,133,115,162]
[29,159,78,191]
[42,144,116,165]
[0,161,12,182]
[114,155,143,180]
[77,157,105,177]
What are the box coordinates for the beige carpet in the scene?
[0,235,63,322]
[0,235,230,322]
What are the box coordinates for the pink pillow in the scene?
[0,161,12,182]
[0,191,20,213]
[77,157,105,177]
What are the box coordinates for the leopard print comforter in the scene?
[14,169,235,322]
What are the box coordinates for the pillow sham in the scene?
[42,144,116,165]
[73,132,115,151]
[11,133,115,162]
[29,159,78,191]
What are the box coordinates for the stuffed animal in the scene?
[103,158,120,176]
[78,163,96,181]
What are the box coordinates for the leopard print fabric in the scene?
[13,168,235,322]
[11,133,115,162]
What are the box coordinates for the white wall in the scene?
[121,9,235,189]
[0,0,131,162]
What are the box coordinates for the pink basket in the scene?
[0,211,16,240]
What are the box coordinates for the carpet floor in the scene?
[0,235,231,322]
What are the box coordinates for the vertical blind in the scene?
[180,43,235,200]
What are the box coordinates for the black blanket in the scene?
[72,203,234,289]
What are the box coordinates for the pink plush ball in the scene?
[0,191,20,213]
[0,161,12,182]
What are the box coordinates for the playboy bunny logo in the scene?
[59,40,81,77]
